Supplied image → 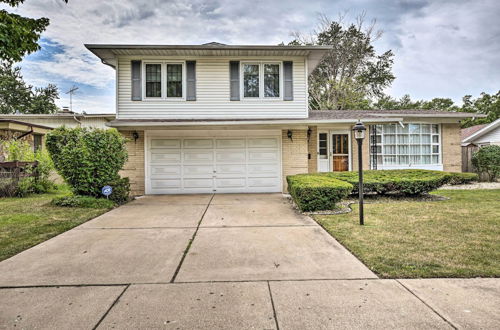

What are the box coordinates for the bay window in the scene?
[372,123,441,168]
[242,62,281,99]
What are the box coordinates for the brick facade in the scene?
[281,129,309,191]
[120,130,145,196]
[307,126,318,174]
[441,123,462,172]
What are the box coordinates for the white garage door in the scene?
[147,136,281,194]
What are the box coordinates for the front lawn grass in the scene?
[314,189,500,278]
[0,186,113,262]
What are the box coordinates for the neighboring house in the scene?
[0,109,115,129]
[461,119,500,172]
[461,119,500,147]
[0,120,52,161]
[86,43,482,196]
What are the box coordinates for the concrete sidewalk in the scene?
[0,194,498,329]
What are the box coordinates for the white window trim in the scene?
[240,61,283,101]
[371,123,443,170]
[142,61,186,101]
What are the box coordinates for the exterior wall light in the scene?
[132,131,139,143]
[287,130,293,141]
[352,121,366,225]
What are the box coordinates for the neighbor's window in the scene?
[167,64,182,98]
[33,134,42,152]
[372,123,441,166]
[243,64,260,97]
[264,64,280,97]
[145,64,162,97]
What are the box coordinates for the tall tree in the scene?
[292,15,395,110]
[460,91,500,128]
[0,61,58,114]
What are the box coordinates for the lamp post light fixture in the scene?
[352,121,366,225]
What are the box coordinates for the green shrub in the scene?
[51,195,116,208]
[1,140,55,196]
[287,174,353,212]
[472,145,500,182]
[446,172,478,185]
[322,170,450,195]
[46,127,130,203]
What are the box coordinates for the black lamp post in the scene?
[353,121,366,225]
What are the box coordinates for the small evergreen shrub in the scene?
[323,170,450,195]
[446,172,478,185]
[52,195,116,208]
[472,145,500,182]
[287,174,353,212]
[46,127,130,203]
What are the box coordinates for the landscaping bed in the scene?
[287,170,478,211]
[313,189,500,278]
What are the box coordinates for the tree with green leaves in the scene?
[372,94,460,111]
[0,0,67,62]
[291,15,395,110]
[460,91,500,128]
[0,61,59,114]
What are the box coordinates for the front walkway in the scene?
[0,194,498,329]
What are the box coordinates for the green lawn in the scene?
[314,189,500,278]
[0,187,113,262]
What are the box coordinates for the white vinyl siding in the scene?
[117,56,307,119]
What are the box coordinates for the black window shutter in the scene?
[186,61,196,101]
[229,61,240,101]
[131,60,142,101]
[283,61,293,101]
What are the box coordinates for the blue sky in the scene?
[3,0,500,113]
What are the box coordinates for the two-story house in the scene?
[86,43,481,196]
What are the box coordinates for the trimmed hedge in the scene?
[446,172,478,185]
[323,170,451,195]
[287,174,353,212]
[287,169,479,212]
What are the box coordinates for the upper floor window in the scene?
[242,62,281,99]
[167,64,182,98]
[143,62,185,99]
[145,64,162,98]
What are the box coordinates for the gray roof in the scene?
[309,109,486,119]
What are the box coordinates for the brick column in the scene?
[120,130,145,196]
[442,123,461,172]
[282,129,309,192]
[307,126,318,173]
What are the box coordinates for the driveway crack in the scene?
[92,284,130,330]
[170,194,214,283]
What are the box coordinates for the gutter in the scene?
[106,117,404,128]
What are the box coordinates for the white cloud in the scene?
[3,0,499,112]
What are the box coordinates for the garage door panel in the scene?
[183,165,214,176]
[216,139,246,148]
[151,139,181,148]
[150,165,181,178]
[184,139,214,148]
[248,150,279,162]
[247,164,280,176]
[216,150,246,163]
[215,178,246,188]
[151,151,181,164]
[248,138,278,148]
[151,179,181,189]
[183,178,214,188]
[248,177,280,188]
[183,150,214,163]
[216,164,246,175]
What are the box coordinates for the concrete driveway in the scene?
[0,194,498,329]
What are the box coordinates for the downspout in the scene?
[73,115,82,127]
[15,127,34,140]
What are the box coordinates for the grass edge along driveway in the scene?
[314,189,500,278]
[0,189,113,262]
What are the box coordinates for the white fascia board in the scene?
[106,117,404,128]
[462,119,500,143]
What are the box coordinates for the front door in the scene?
[332,134,349,171]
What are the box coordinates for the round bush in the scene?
[472,145,500,182]
[46,127,129,203]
